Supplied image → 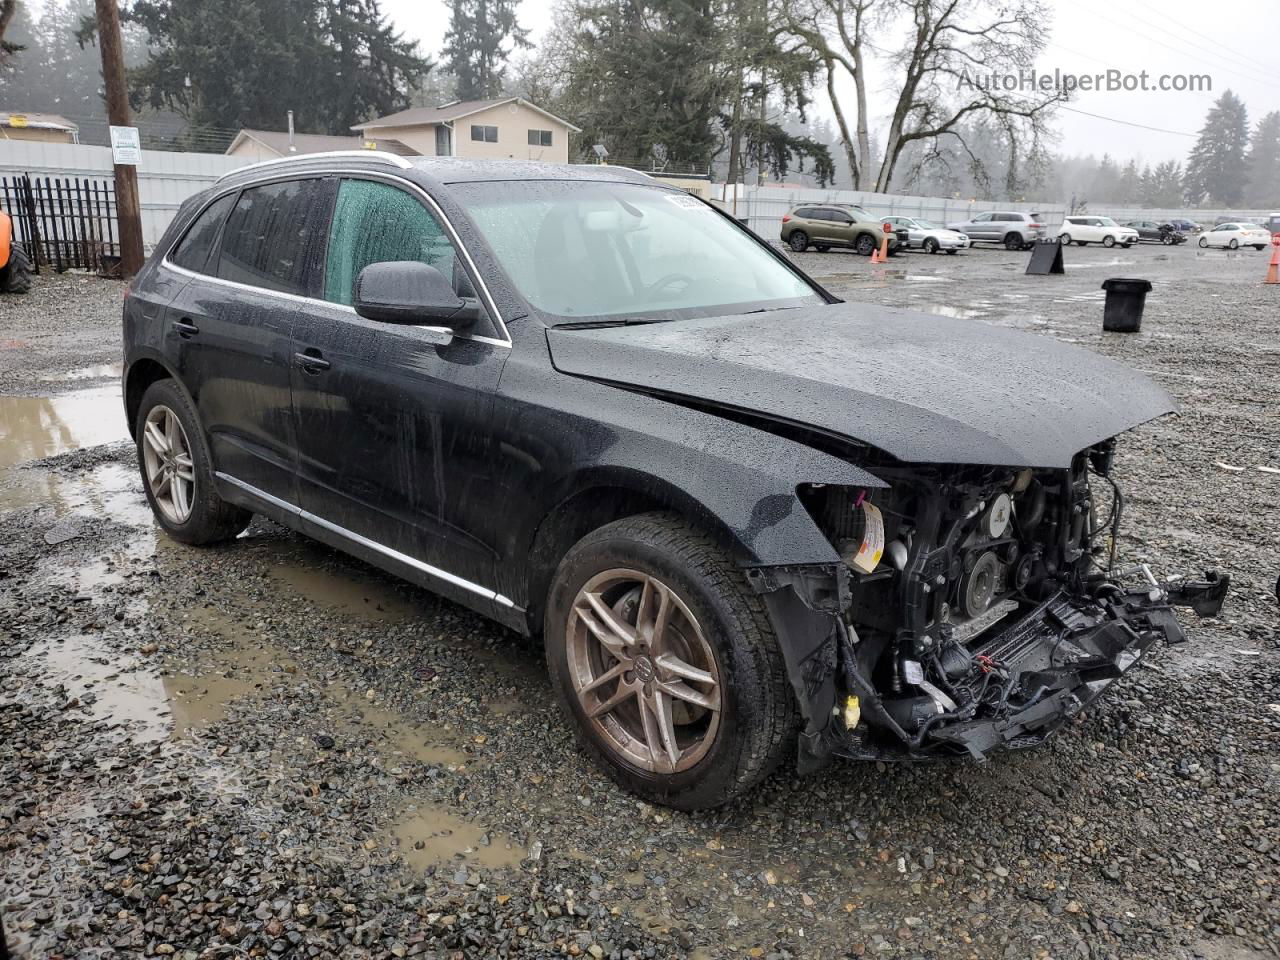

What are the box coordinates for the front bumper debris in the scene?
[837,569,1228,762]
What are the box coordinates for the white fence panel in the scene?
[0,141,250,247]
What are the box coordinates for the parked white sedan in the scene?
[1197,222,1271,250]
[884,216,969,254]
[1056,216,1139,248]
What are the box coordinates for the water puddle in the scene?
[917,304,984,319]
[0,385,128,468]
[37,634,173,742]
[59,362,124,382]
[1064,259,1136,270]
[391,805,525,871]
[267,557,424,623]
[332,683,469,767]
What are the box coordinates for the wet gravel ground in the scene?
[2,246,1278,959]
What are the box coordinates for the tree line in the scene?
[1,1,1277,207]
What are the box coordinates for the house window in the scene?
[470,124,498,143]
[527,129,553,147]
[435,124,452,156]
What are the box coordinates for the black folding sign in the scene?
[1026,237,1065,275]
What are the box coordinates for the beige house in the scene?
[1,111,78,144]
[350,98,579,163]
[226,128,417,162]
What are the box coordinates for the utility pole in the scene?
[94,0,144,277]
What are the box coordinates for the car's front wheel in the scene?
[135,379,251,544]
[1103,235,1116,248]
[855,233,877,256]
[545,513,797,810]
[788,231,809,252]
[1199,236,1209,248]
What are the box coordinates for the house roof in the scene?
[351,98,582,134]
[1,111,78,132]
[226,128,417,158]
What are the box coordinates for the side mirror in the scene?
[353,260,479,329]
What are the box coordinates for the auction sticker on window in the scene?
[665,193,710,210]
[851,501,884,574]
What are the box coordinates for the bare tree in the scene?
[782,0,1063,192]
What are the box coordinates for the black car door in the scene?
[289,175,510,599]
[165,178,329,505]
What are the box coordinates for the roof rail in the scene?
[217,150,413,183]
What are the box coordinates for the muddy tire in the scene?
[788,231,809,252]
[544,512,798,810]
[135,379,251,545]
[0,243,33,294]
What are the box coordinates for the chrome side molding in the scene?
[215,472,514,608]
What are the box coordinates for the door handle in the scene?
[294,349,330,373]
[172,319,199,338]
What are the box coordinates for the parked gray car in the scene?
[945,211,1045,250]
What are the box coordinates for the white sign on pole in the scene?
[109,126,142,165]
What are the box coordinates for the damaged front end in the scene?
[748,442,1229,771]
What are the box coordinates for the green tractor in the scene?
[0,209,34,294]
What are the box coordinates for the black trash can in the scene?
[1101,277,1153,332]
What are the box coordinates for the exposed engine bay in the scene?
[758,440,1229,768]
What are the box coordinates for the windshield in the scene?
[914,219,939,229]
[452,180,822,322]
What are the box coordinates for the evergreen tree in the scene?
[442,0,530,101]
[1183,90,1249,206]
[1243,111,1280,208]
[124,0,429,134]
[1116,159,1141,205]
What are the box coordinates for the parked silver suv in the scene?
[945,211,1045,250]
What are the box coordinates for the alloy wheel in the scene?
[566,569,721,774]
[142,404,196,524]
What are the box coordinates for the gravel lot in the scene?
[2,241,1277,960]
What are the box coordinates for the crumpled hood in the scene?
[547,302,1177,468]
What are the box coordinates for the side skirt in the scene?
[214,472,529,635]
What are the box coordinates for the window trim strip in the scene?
[160,166,511,346]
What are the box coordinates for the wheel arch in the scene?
[124,353,184,439]
[520,471,752,636]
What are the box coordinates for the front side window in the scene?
[323,179,458,307]
[455,179,820,321]
[170,192,236,274]
[471,124,498,143]
[216,179,325,296]
[527,129,553,147]
[973,213,992,222]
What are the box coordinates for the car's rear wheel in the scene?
[788,231,809,252]
[945,248,958,255]
[1003,232,1023,251]
[1076,240,1088,246]
[1199,236,1209,248]
[545,513,797,810]
[1255,244,1266,251]
[923,237,939,254]
[1103,235,1116,248]
[136,379,251,545]
[855,233,877,256]
[1058,233,1072,246]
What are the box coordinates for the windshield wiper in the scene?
[555,317,669,330]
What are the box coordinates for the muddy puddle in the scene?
[330,681,469,767]
[391,805,525,871]
[0,384,128,469]
[266,553,425,623]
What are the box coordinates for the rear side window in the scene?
[217,179,326,296]
[323,179,458,307]
[170,192,236,274]
[794,207,818,219]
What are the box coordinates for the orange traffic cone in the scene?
[1265,235,1280,284]
[870,224,890,264]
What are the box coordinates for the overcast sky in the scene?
[379,0,1280,165]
